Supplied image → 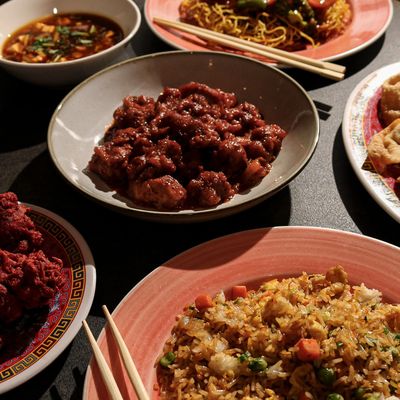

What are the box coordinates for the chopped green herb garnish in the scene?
[336,341,344,348]
[78,39,93,45]
[32,36,52,50]
[248,357,268,372]
[33,37,52,45]
[47,49,62,55]
[159,352,175,367]
[238,351,250,363]
[391,347,399,358]
[56,25,70,35]
[71,31,89,37]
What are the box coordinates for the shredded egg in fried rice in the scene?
[157,266,400,400]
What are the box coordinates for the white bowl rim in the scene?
[0,0,141,68]
[47,50,320,219]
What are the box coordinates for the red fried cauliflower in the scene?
[0,192,43,253]
[0,193,65,329]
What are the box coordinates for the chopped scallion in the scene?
[56,25,70,35]
[384,326,390,334]
[71,31,89,37]
[48,49,62,55]
[79,39,93,45]
[238,351,251,363]
[248,357,268,372]
[159,352,175,367]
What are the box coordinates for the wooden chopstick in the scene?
[102,305,150,400]
[170,18,345,74]
[82,320,124,400]
[153,17,346,81]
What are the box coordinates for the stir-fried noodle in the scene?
[179,0,351,51]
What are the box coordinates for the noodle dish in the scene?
[179,0,352,51]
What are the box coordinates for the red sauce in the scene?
[2,13,123,63]
[89,82,287,211]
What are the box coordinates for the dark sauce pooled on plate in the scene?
[2,12,124,63]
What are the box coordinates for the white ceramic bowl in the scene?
[0,0,141,86]
[48,51,319,223]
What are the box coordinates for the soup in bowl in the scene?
[0,0,141,85]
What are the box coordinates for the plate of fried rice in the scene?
[83,226,400,400]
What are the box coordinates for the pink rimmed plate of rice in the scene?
[83,226,400,400]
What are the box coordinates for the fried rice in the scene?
[157,266,400,400]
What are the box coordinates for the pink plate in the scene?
[83,226,400,400]
[145,0,392,62]
[0,204,96,395]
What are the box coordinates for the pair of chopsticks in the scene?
[153,17,346,81]
[82,305,149,400]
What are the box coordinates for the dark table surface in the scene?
[1,0,399,399]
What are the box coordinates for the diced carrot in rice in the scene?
[296,338,321,362]
[195,294,213,310]
[231,285,247,299]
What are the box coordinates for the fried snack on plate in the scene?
[367,118,400,180]
[380,73,400,127]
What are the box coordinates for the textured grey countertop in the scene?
[0,1,399,399]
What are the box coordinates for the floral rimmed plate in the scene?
[342,62,400,223]
[144,0,393,63]
[0,204,96,395]
[83,226,400,400]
